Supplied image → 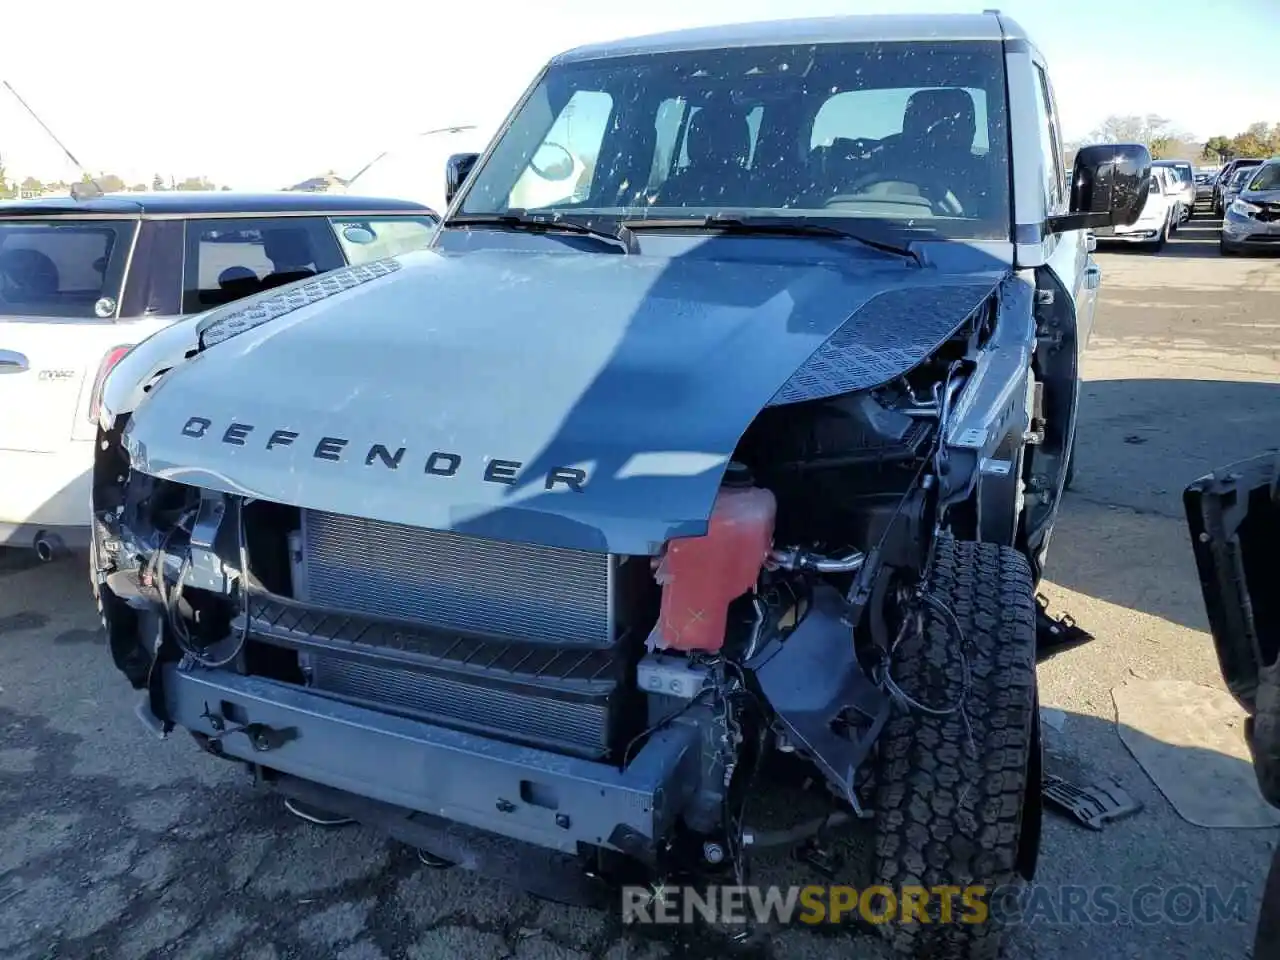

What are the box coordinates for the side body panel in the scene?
[1003,36,1090,573]
[0,218,177,542]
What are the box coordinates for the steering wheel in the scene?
[831,170,964,216]
[844,170,927,197]
[529,142,575,182]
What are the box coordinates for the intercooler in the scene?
[294,509,616,646]
[252,509,638,759]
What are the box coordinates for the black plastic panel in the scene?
[767,281,995,406]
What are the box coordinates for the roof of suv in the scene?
[0,191,434,219]
[555,12,1026,64]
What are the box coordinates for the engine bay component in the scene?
[753,585,890,813]
[636,653,711,700]
[768,547,866,574]
[650,465,776,653]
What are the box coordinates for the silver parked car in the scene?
[1194,167,1220,201]
[1221,157,1280,255]
[1214,157,1264,215]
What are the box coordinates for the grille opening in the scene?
[232,502,661,763]
[243,500,300,596]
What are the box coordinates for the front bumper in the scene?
[1093,221,1164,243]
[162,664,698,857]
[1222,212,1280,248]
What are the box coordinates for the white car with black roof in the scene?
[0,190,438,559]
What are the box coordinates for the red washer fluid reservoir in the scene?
[653,463,776,652]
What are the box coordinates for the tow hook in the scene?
[200,702,296,751]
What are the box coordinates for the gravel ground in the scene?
[1,211,1277,960]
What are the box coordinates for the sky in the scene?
[3,0,1277,203]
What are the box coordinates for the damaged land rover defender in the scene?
[89,13,1150,959]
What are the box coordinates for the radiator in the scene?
[275,510,626,758]
[294,509,615,647]
[309,656,613,756]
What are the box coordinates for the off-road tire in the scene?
[871,535,1038,960]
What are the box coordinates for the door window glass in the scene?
[331,216,439,265]
[0,220,136,318]
[182,216,345,312]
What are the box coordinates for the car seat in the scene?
[260,228,319,290]
[0,248,60,301]
[217,265,262,301]
[895,88,985,214]
[656,107,754,207]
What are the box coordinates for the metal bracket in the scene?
[185,492,233,593]
[1042,773,1142,830]
[1035,593,1095,661]
[199,701,296,752]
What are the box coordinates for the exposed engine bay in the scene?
[91,279,1049,897]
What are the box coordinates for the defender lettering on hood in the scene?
[178,416,589,492]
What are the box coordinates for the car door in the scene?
[0,215,140,454]
[1031,59,1098,347]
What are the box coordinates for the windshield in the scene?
[1246,163,1280,191]
[0,219,136,319]
[458,40,1012,241]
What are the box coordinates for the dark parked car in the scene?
[1214,157,1265,215]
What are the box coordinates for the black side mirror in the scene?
[1047,142,1152,235]
[445,153,481,206]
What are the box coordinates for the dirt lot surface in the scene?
[1,213,1278,959]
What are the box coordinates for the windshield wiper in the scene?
[444,212,632,254]
[620,215,923,265]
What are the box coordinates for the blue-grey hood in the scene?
[123,246,1003,554]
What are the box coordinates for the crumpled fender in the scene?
[98,315,202,427]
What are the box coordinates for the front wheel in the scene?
[1142,216,1169,253]
[871,535,1039,960]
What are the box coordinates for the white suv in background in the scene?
[1092,165,1180,251]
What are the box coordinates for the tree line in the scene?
[0,162,229,198]
[1069,115,1280,165]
